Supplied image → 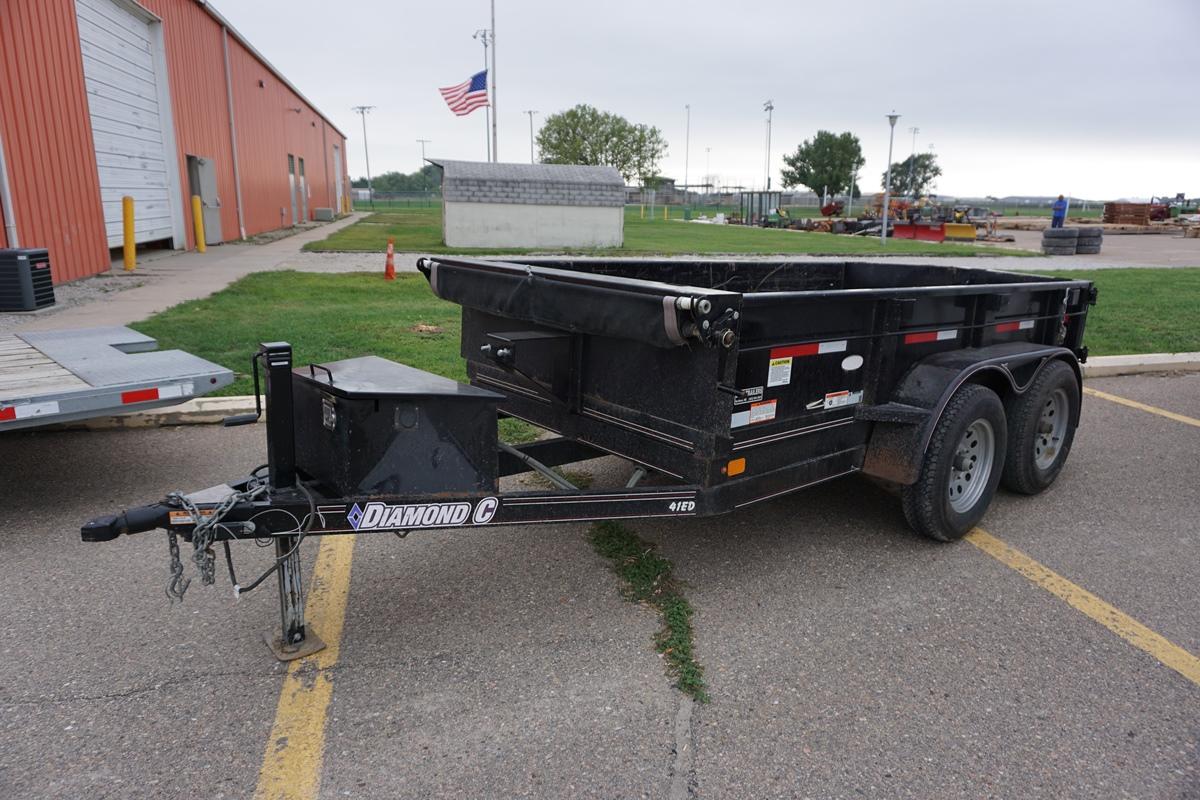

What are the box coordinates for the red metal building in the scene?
[0,0,349,284]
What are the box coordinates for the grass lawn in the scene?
[307,206,1021,257]
[1013,267,1200,356]
[131,268,1200,411]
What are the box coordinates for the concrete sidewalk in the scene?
[3,213,366,333]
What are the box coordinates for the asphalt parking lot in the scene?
[1,372,1197,799]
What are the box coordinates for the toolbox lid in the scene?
[294,355,503,401]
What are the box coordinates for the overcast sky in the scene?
[218,0,1199,200]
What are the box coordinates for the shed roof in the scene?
[428,160,623,186]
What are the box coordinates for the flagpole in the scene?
[490,0,497,162]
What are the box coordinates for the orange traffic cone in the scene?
[384,237,395,281]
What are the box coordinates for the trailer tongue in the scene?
[81,258,1095,660]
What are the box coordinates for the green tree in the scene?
[353,166,440,193]
[536,104,667,184]
[780,131,863,198]
[882,153,942,198]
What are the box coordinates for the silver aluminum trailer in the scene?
[0,327,233,430]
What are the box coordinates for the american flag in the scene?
[439,70,489,116]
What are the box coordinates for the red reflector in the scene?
[769,342,819,359]
[0,407,15,421]
[995,322,1020,333]
[903,331,939,344]
[121,387,160,404]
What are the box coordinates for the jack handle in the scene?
[223,352,264,427]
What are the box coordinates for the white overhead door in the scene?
[75,0,181,248]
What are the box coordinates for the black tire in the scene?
[1075,227,1103,238]
[1001,361,1079,495]
[1042,228,1079,239]
[1042,246,1077,255]
[1075,245,1102,255]
[902,384,1007,542]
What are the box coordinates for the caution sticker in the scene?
[168,509,216,526]
[767,357,793,387]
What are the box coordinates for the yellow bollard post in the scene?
[640,204,644,219]
[191,195,207,253]
[122,195,136,271]
[663,205,668,221]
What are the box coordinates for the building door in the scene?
[298,157,308,222]
[332,145,344,213]
[287,154,298,226]
[186,156,222,244]
[76,0,184,249]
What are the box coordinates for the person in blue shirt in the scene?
[1051,195,1068,228]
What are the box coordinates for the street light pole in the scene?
[416,138,431,168]
[881,112,899,245]
[352,105,375,209]
[763,100,774,190]
[472,29,491,162]
[683,104,690,207]
[523,110,538,163]
[906,126,919,199]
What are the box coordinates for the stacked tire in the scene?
[1074,226,1103,254]
[1041,227,1078,255]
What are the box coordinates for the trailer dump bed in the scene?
[423,257,1093,506]
[0,327,234,431]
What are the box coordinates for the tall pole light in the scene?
[705,147,711,197]
[906,126,919,199]
[490,0,497,161]
[881,112,900,245]
[763,100,774,191]
[352,105,375,209]
[472,29,491,162]
[683,104,690,207]
[416,138,431,167]
[523,110,538,163]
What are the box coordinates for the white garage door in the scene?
[76,0,180,248]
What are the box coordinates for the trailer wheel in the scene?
[1001,360,1079,495]
[902,384,1007,542]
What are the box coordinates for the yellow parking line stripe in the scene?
[254,535,357,800]
[966,528,1200,688]
[1083,386,1200,428]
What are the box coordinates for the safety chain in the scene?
[164,482,267,603]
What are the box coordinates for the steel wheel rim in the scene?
[948,418,995,513]
[1034,388,1070,470]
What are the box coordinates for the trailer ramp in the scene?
[0,327,233,431]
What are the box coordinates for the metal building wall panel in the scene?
[138,0,237,248]
[0,0,110,283]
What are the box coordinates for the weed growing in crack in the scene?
[589,521,708,702]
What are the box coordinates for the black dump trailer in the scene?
[82,258,1095,659]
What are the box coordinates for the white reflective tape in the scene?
[818,340,848,354]
[13,401,60,420]
[731,410,751,429]
[1019,319,1035,330]
[157,383,193,399]
[936,328,958,341]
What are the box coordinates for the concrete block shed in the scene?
[429,160,624,249]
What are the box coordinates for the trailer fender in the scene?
[860,344,1080,485]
